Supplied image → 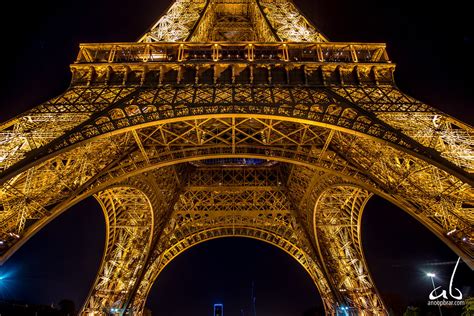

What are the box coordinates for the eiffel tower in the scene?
[0,0,473,315]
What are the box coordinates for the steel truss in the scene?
[314,186,382,312]
[131,167,335,313]
[83,166,182,314]
[0,0,473,315]
[139,0,208,42]
[139,0,326,43]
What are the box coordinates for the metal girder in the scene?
[285,167,388,315]
[82,167,181,314]
[331,86,474,172]
[1,0,473,315]
[314,185,386,315]
[139,0,209,42]
[330,132,473,263]
[139,0,325,43]
[0,134,136,256]
[83,186,153,313]
[4,85,468,185]
[129,166,336,314]
[258,0,328,42]
[0,87,136,172]
[1,115,472,269]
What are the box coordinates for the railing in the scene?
[76,42,390,64]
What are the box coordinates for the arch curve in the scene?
[1,124,472,269]
[0,109,472,315]
[313,183,385,314]
[132,224,335,314]
[81,167,182,314]
[82,185,155,313]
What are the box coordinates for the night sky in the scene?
[0,0,473,315]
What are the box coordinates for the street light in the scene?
[427,273,442,316]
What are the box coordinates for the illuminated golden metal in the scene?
[82,167,181,314]
[139,0,208,42]
[0,0,473,315]
[132,167,335,312]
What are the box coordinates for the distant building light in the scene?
[214,304,223,316]
[338,305,350,312]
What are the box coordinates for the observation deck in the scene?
[72,42,394,87]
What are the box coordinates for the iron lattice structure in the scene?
[0,0,473,315]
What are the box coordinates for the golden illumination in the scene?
[0,0,472,315]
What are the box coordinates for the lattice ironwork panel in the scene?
[314,185,386,314]
[258,0,327,42]
[332,87,474,173]
[1,1,473,315]
[330,131,474,263]
[130,166,337,314]
[82,185,153,313]
[0,134,135,255]
[140,0,208,42]
[82,168,181,314]
[0,87,136,171]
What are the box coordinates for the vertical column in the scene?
[314,185,387,315]
[81,186,154,315]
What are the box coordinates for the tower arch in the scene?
[1,115,471,270]
[133,228,334,313]
[0,0,472,315]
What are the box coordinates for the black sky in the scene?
[0,0,473,315]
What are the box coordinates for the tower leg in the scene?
[81,167,182,315]
[81,186,155,315]
[314,185,387,315]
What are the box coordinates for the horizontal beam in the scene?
[185,185,283,191]
[76,42,390,65]
[174,210,291,216]
[70,63,395,87]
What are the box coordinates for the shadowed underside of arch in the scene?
[1,0,473,315]
[82,167,181,314]
[1,112,471,268]
[0,110,473,315]
[0,111,473,315]
[136,229,331,311]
